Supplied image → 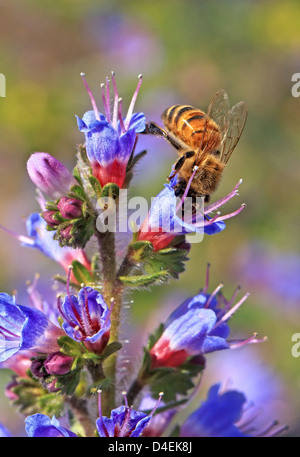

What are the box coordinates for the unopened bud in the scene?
[57,197,83,219]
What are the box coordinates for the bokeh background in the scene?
[0,0,300,436]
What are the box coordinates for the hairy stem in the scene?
[67,396,95,437]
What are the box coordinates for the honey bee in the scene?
[142,90,247,202]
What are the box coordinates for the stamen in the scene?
[97,390,110,438]
[213,292,250,329]
[204,179,243,214]
[202,263,211,294]
[176,165,199,213]
[118,98,126,133]
[80,73,101,122]
[148,392,164,417]
[229,333,267,349]
[124,74,143,131]
[0,224,36,247]
[122,391,129,408]
[204,204,245,226]
[101,83,110,121]
[111,71,119,129]
[204,283,223,308]
[105,77,111,123]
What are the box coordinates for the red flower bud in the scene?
[42,210,60,228]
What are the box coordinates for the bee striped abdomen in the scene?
[162,105,220,151]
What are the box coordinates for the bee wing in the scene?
[206,89,231,134]
[219,100,247,164]
[195,90,231,160]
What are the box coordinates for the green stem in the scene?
[94,228,125,415]
[67,396,95,437]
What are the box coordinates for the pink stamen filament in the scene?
[204,179,243,214]
[80,73,101,122]
[124,74,143,131]
[229,333,267,349]
[148,392,164,417]
[66,267,85,331]
[0,224,35,247]
[176,166,199,213]
[202,263,211,294]
[204,283,223,308]
[105,77,111,123]
[101,83,110,121]
[118,98,126,133]
[212,293,250,330]
[111,71,119,129]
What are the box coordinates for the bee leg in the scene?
[141,122,183,150]
[140,122,167,137]
[169,150,195,179]
[204,195,210,203]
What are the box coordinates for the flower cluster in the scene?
[0,72,286,438]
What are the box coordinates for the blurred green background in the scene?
[0,0,300,436]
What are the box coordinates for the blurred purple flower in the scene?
[180,383,286,437]
[25,414,77,437]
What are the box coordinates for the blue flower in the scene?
[149,269,260,369]
[180,384,287,437]
[180,384,248,437]
[138,180,244,251]
[96,405,151,437]
[76,73,145,188]
[25,414,77,437]
[58,286,111,354]
[0,423,12,437]
[0,293,63,363]
[1,213,91,278]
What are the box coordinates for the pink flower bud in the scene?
[27,152,77,200]
[57,197,83,219]
[44,352,73,376]
[42,210,60,228]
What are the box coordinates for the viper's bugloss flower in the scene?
[27,153,77,200]
[0,423,12,437]
[76,72,145,188]
[0,293,64,363]
[180,384,287,437]
[0,213,91,277]
[138,394,177,437]
[58,285,111,355]
[138,180,245,252]
[96,391,163,437]
[25,414,77,437]
[149,266,263,369]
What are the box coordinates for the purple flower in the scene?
[96,391,164,437]
[138,394,177,437]
[149,267,262,369]
[0,293,64,363]
[58,286,111,354]
[138,180,244,252]
[76,72,145,189]
[96,406,151,437]
[25,414,77,437]
[180,384,287,437]
[1,213,91,280]
[0,423,13,437]
[27,152,77,200]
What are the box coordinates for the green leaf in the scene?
[57,336,84,357]
[149,370,195,403]
[147,323,165,350]
[100,342,122,360]
[119,271,170,288]
[101,182,120,200]
[72,260,93,285]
